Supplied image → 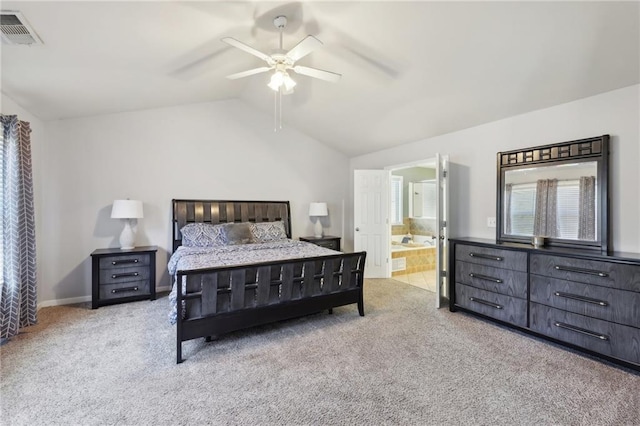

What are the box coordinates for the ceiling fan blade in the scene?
[226,67,272,80]
[292,66,342,83]
[286,35,323,62]
[221,37,272,63]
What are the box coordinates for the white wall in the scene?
[349,84,640,254]
[39,99,349,305]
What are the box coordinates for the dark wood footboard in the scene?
[175,251,366,363]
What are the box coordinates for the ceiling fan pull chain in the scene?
[274,90,277,132]
[279,88,283,130]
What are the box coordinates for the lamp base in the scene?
[119,219,136,250]
[314,218,323,238]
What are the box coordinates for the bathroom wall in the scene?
[391,166,437,237]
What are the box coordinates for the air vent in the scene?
[1,11,43,45]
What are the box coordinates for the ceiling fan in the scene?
[222,15,341,94]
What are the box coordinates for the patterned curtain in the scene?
[533,179,558,238]
[504,183,513,234]
[0,115,37,340]
[578,176,596,240]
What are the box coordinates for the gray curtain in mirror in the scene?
[578,176,596,240]
[533,179,558,237]
[0,115,37,340]
[504,183,513,234]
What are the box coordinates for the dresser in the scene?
[450,237,640,370]
[91,246,157,309]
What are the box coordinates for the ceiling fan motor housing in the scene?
[273,15,287,29]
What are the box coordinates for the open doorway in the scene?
[354,154,448,307]
[388,160,438,293]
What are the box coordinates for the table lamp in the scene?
[309,202,328,238]
[111,199,143,249]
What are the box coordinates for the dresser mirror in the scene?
[496,135,610,253]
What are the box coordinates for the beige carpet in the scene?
[1,279,639,425]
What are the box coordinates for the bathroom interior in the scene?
[390,165,438,292]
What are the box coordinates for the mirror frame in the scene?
[496,135,610,253]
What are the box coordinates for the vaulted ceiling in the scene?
[2,1,638,156]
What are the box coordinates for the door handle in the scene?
[355,227,360,231]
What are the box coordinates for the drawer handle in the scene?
[469,297,502,310]
[469,273,502,283]
[469,253,503,261]
[554,321,609,341]
[111,272,139,279]
[554,265,608,277]
[112,259,139,265]
[111,286,139,294]
[554,291,608,307]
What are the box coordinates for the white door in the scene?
[354,170,389,278]
[435,154,450,308]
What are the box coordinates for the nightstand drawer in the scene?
[300,236,341,251]
[315,240,339,250]
[99,253,150,269]
[99,266,150,285]
[100,280,150,301]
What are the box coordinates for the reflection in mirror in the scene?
[503,161,597,241]
[411,180,436,219]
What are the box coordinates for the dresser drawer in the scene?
[99,266,150,285]
[530,275,640,327]
[99,253,150,269]
[456,261,527,299]
[530,303,640,365]
[456,244,527,272]
[530,254,640,292]
[100,281,150,301]
[455,283,527,327]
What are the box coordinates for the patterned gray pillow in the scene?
[251,221,288,242]
[223,222,254,245]
[180,223,227,247]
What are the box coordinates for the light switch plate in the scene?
[487,217,496,228]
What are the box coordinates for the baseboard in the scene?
[38,286,172,309]
[38,295,91,309]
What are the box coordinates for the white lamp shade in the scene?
[309,202,328,217]
[111,200,144,219]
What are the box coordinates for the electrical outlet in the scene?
[487,217,496,228]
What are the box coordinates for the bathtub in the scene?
[390,234,435,251]
[390,235,436,274]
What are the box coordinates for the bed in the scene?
[169,199,367,363]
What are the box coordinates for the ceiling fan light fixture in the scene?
[283,73,296,91]
[268,70,296,92]
[268,71,284,91]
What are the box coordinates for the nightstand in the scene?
[91,246,157,309]
[299,236,341,251]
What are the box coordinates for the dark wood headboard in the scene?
[172,199,292,252]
